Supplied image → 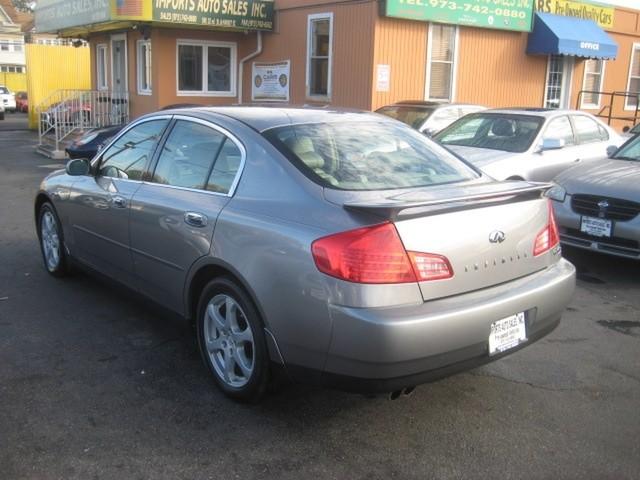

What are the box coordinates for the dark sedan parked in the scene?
[66,125,124,159]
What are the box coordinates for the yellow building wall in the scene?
[0,73,27,93]
[25,44,92,129]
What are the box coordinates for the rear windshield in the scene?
[435,113,544,153]
[375,105,435,130]
[263,121,479,191]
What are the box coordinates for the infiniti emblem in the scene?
[489,230,506,244]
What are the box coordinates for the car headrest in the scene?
[491,118,515,137]
[299,151,325,169]
[284,136,315,156]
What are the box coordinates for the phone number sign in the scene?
[385,0,535,32]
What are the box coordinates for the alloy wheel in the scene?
[41,211,61,272]
[203,294,255,388]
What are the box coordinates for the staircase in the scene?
[36,89,130,159]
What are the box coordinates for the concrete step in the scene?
[35,142,66,160]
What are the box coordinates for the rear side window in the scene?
[572,115,608,143]
[151,119,242,194]
[153,120,225,189]
[543,116,575,146]
[264,121,478,191]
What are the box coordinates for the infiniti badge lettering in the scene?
[489,230,506,244]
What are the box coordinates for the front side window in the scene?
[626,44,640,109]
[264,121,478,191]
[307,14,332,98]
[177,41,236,96]
[137,40,152,94]
[96,44,108,90]
[572,115,608,144]
[435,113,544,153]
[581,59,604,108]
[99,119,169,180]
[427,24,457,101]
[543,116,575,146]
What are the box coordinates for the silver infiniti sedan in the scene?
[548,133,640,260]
[434,108,623,181]
[35,107,575,401]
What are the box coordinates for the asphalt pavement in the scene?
[1,129,639,480]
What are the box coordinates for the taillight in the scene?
[533,200,560,256]
[311,223,453,284]
[408,252,454,281]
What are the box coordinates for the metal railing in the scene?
[36,89,129,155]
[576,90,640,127]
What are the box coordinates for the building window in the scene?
[137,40,152,95]
[426,24,458,101]
[96,44,108,91]
[0,41,8,51]
[581,59,605,108]
[177,40,236,96]
[306,13,333,98]
[14,42,22,52]
[626,43,640,110]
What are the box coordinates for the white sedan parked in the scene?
[434,108,624,182]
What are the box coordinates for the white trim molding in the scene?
[136,39,152,96]
[624,42,640,111]
[425,23,459,102]
[580,59,606,110]
[176,39,237,97]
[305,12,334,101]
[110,33,128,93]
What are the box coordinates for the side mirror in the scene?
[540,138,565,151]
[606,145,618,158]
[65,158,90,176]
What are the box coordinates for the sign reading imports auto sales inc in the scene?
[153,0,274,30]
[252,61,290,101]
[384,0,534,32]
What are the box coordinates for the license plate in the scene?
[580,216,612,238]
[489,312,527,356]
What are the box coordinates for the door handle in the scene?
[184,212,208,228]
[574,158,581,163]
[112,196,127,208]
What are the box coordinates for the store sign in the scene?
[252,61,290,101]
[534,0,614,29]
[36,0,111,32]
[153,0,275,30]
[384,0,535,32]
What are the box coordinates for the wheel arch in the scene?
[34,192,53,232]
[184,258,285,365]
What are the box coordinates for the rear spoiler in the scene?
[343,182,552,220]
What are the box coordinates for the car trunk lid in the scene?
[330,180,557,301]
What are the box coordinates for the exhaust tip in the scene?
[402,386,416,397]
[388,390,402,400]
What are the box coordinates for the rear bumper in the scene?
[290,258,575,393]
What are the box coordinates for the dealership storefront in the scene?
[36,0,640,129]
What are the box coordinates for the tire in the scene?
[37,203,70,277]
[196,277,270,402]
[0,113,4,121]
